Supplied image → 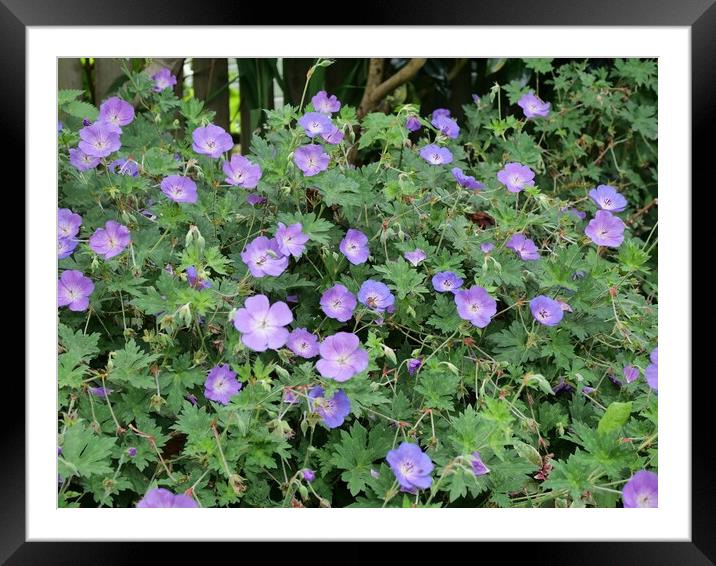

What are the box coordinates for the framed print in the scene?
[7,0,708,563]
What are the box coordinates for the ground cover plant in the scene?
[57,57,658,508]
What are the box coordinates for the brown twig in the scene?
[357,58,427,118]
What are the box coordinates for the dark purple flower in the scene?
[585,210,625,247]
[89,220,131,259]
[293,144,330,177]
[358,280,395,312]
[282,389,299,404]
[553,380,574,395]
[481,242,495,253]
[233,294,293,352]
[308,386,351,429]
[136,488,198,508]
[530,295,564,326]
[58,237,78,259]
[78,122,121,158]
[622,470,658,508]
[287,328,319,359]
[451,167,485,190]
[316,332,369,382]
[589,185,627,213]
[152,67,177,92]
[88,386,113,397]
[275,222,309,258]
[608,373,623,389]
[419,144,453,165]
[386,442,434,493]
[161,175,198,204]
[192,124,233,158]
[321,125,345,144]
[223,154,262,188]
[407,358,422,376]
[582,386,596,395]
[431,108,451,120]
[470,451,490,476]
[58,208,82,239]
[339,228,370,265]
[403,249,427,266]
[497,162,535,193]
[472,94,480,104]
[454,286,497,328]
[302,469,316,482]
[127,447,137,457]
[645,346,658,391]
[109,158,139,176]
[82,118,92,127]
[186,394,198,406]
[406,115,421,132]
[432,271,464,293]
[299,112,333,138]
[517,91,551,119]
[98,96,135,132]
[185,266,211,290]
[246,193,266,206]
[320,284,357,322]
[431,114,460,139]
[506,233,540,261]
[560,206,587,220]
[623,365,640,384]
[240,236,289,278]
[286,294,299,304]
[69,147,100,171]
[58,270,94,311]
[312,91,341,114]
[204,363,242,405]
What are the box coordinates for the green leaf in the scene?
[311,169,363,208]
[331,422,392,496]
[373,258,428,301]
[59,423,116,479]
[109,339,160,389]
[58,324,100,389]
[62,100,98,121]
[598,402,633,434]
[58,89,85,106]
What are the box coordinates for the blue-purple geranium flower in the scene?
[451,167,485,190]
[98,96,135,132]
[308,386,351,429]
[320,284,357,322]
[58,208,82,239]
[431,113,460,139]
[275,222,309,258]
[470,451,490,476]
[223,154,262,188]
[419,144,453,166]
[517,91,551,119]
[339,228,370,265]
[645,347,658,391]
[286,328,319,359]
[316,332,369,382]
[192,124,233,158]
[58,270,94,312]
[497,162,535,193]
[204,363,242,405]
[161,175,198,204]
[89,220,131,259]
[506,233,540,261]
[386,442,434,493]
[454,286,497,328]
[152,67,177,92]
[69,147,100,171]
[589,185,627,213]
[406,115,421,132]
[623,365,640,384]
[109,158,139,176]
[530,295,565,326]
[403,249,426,266]
[585,210,625,247]
[240,236,289,278]
[298,112,333,138]
[136,488,197,508]
[78,122,121,158]
[233,294,293,352]
[311,90,341,114]
[294,144,330,177]
[358,280,395,312]
[622,470,658,508]
[432,271,464,293]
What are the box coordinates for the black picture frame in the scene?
[7,1,706,563]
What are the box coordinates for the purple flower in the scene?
[339,229,370,265]
[223,154,262,188]
[98,96,135,132]
[192,124,233,158]
[161,175,198,204]
[204,363,242,405]
[58,208,83,239]
[127,447,137,457]
[419,144,453,166]
[185,266,211,290]
[240,236,289,278]
[403,249,426,266]
[432,108,451,120]
[89,220,131,259]
[623,365,640,384]
[312,90,341,114]
[517,91,551,119]
[470,451,490,476]
[82,118,92,127]
[481,242,495,253]
[432,271,464,293]
[589,185,628,213]
[645,347,658,391]
[78,122,121,158]
[321,126,345,144]
[454,286,497,328]
[275,222,309,258]
[431,114,460,139]
[582,386,596,395]
[308,386,351,429]
[472,94,480,104]
[287,328,319,359]
[233,294,293,352]
[609,373,623,389]
[286,294,299,304]
[320,284,357,322]
[316,332,369,382]
[136,488,197,508]
[407,358,422,376]
[152,67,177,92]
[530,295,564,326]
[186,394,198,406]
[293,144,330,177]
[406,115,421,132]
[553,380,574,395]
[506,233,540,261]
[58,121,63,133]
[451,167,485,190]
[622,470,658,508]
[58,237,79,259]
[561,207,587,220]
[585,210,626,247]
[358,280,395,312]
[497,162,535,193]
[69,147,100,171]
[302,469,316,482]
[109,158,139,176]
[88,386,113,397]
[298,112,333,138]
[386,442,434,493]
[282,389,299,404]
[246,193,266,206]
